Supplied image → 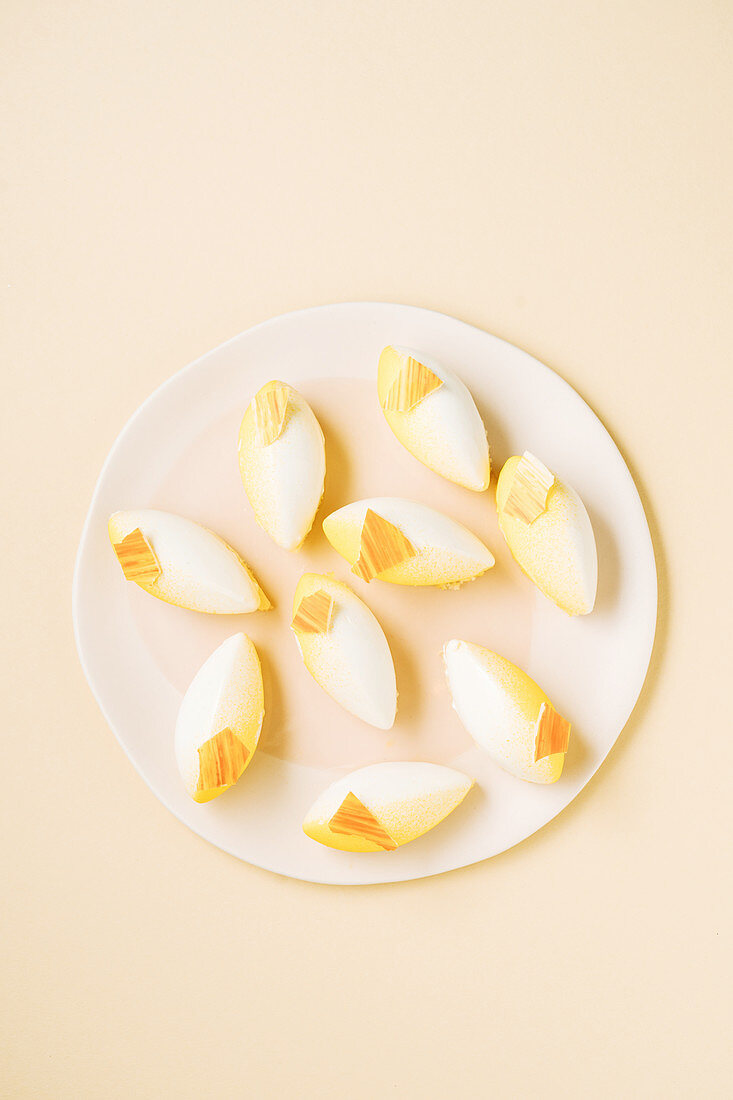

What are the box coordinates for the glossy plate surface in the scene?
[73,303,657,884]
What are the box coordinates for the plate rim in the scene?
[73,301,658,884]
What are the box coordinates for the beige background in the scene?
[3,1,731,1096]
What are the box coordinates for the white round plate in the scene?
[73,303,657,884]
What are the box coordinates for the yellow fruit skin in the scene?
[320,513,362,569]
[291,571,337,619]
[108,512,270,613]
[193,784,230,804]
[496,457,596,616]
[176,634,265,802]
[376,344,403,406]
[291,572,397,729]
[377,346,491,492]
[321,506,494,588]
[303,790,471,851]
[291,572,342,684]
[444,641,565,784]
[302,822,385,853]
[302,764,474,851]
[238,381,325,551]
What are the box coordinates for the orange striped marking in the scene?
[196,727,250,799]
[504,452,555,524]
[329,791,397,850]
[254,382,288,446]
[384,355,443,412]
[534,703,571,762]
[112,528,161,584]
[292,589,334,634]
[352,509,416,582]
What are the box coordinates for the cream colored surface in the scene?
[2,2,731,1097]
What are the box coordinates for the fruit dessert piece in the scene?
[109,509,270,614]
[322,497,494,588]
[496,452,597,615]
[443,640,571,784]
[175,633,265,802]
[291,573,397,730]
[377,346,490,491]
[238,380,326,551]
[303,762,474,851]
